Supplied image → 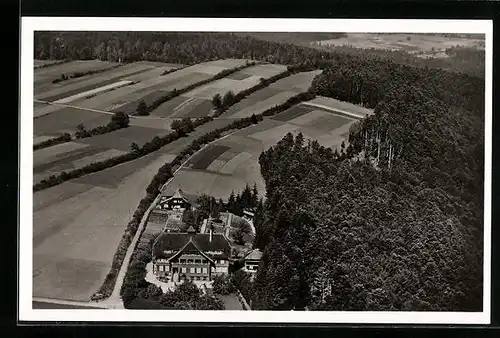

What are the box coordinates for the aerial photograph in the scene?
[31,31,485,312]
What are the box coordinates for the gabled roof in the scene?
[244,249,263,261]
[153,232,231,260]
[162,188,199,206]
[166,188,189,202]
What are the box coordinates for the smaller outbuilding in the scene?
[242,248,263,273]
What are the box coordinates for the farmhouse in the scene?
[152,226,232,282]
[242,248,263,273]
[157,188,194,211]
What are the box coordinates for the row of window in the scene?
[173,259,226,264]
[178,258,208,264]
[156,265,209,274]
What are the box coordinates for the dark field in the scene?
[305,114,354,132]
[224,72,254,80]
[77,126,167,151]
[38,67,151,102]
[34,107,111,136]
[111,90,169,114]
[34,146,106,174]
[271,105,315,122]
[186,145,231,170]
[182,99,213,118]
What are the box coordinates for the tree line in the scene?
[33,32,484,78]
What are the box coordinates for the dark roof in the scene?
[244,249,263,261]
[153,232,231,260]
[161,189,199,206]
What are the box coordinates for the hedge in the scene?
[33,133,72,151]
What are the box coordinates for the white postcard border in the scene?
[19,17,493,324]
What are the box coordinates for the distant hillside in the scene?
[34,31,485,78]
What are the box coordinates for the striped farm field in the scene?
[34,60,118,88]
[33,150,177,301]
[182,64,287,101]
[33,142,91,168]
[34,147,128,184]
[35,62,154,101]
[184,144,231,170]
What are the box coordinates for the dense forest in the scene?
[251,80,484,310]
[33,32,484,77]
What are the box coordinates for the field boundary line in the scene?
[34,100,167,120]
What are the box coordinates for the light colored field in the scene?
[286,109,331,125]
[206,159,227,172]
[300,96,373,118]
[33,151,177,301]
[314,33,485,58]
[202,58,253,70]
[230,91,297,119]
[241,63,288,77]
[54,80,134,104]
[122,65,180,82]
[33,142,89,167]
[34,103,67,118]
[249,123,302,149]
[219,152,253,174]
[77,68,212,111]
[269,70,323,92]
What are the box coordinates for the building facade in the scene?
[152,227,231,282]
[157,188,193,211]
[242,248,263,273]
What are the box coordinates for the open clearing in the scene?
[33,150,177,301]
[313,33,485,59]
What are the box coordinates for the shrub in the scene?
[212,274,235,295]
